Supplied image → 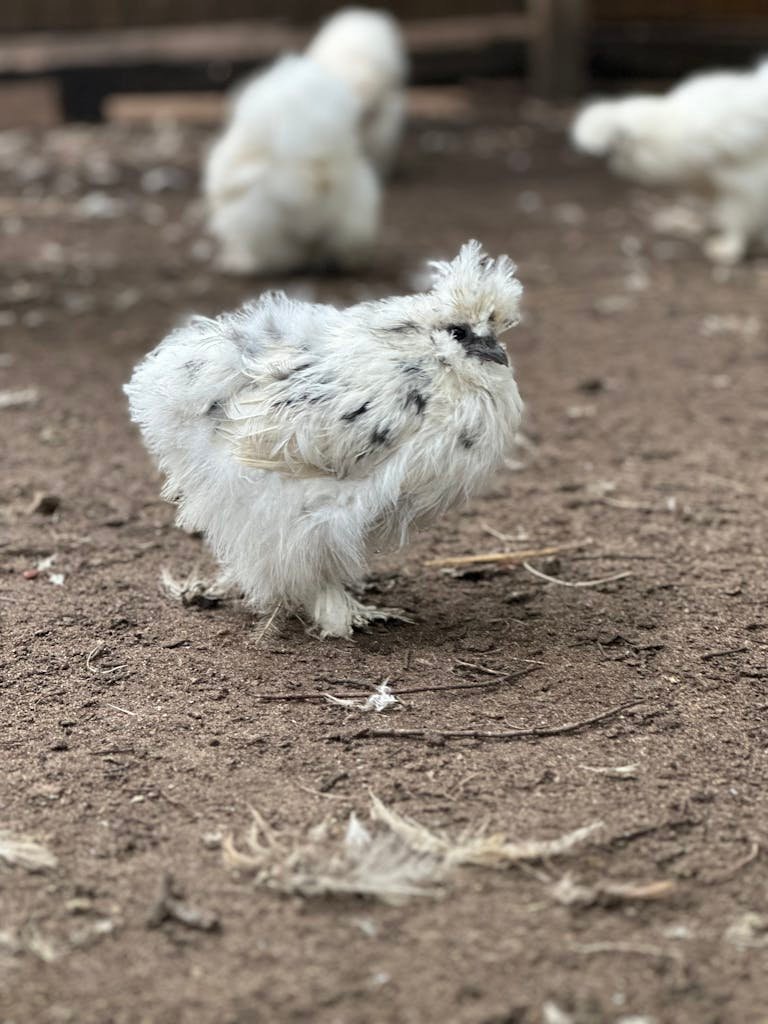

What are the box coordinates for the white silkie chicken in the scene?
[306,7,408,175]
[571,59,768,264]
[125,241,524,638]
[203,54,380,275]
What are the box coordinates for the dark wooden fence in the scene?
[1,0,765,33]
[0,1,525,32]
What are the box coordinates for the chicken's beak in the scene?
[467,333,509,366]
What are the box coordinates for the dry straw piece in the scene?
[0,830,58,872]
[223,795,601,904]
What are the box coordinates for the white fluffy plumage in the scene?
[125,241,524,638]
[571,58,768,263]
[203,54,380,275]
[306,7,408,175]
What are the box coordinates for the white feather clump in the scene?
[125,241,524,639]
[224,805,445,905]
[159,567,229,608]
[571,57,768,263]
[0,829,57,872]
[223,796,602,905]
[368,795,602,868]
[203,54,380,275]
[324,681,400,712]
[306,7,408,175]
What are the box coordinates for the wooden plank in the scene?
[104,85,476,126]
[0,15,535,76]
[0,77,61,127]
[104,91,226,124]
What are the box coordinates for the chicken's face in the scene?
[423,240,522,375]
[430,319,508,368]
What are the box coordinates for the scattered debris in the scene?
[35,553,64,586]
[650,204,706,239]
[551,874,675,908]
[542,1003,574,1024]
[369,795,602,869]
[75,191,125,219]
[699,314,761,338]
[201,831,224,850]
[224,795,601,905]
[160,568,228,608]
[141,166,188,193]
[26,492,60,516]
[0,387,39,409]
[724,912,768,949]
[68,918,117,949]
[570,941,683,969]
[566,404,597,420]
[424,541,582,569]
[593,295,635,317]
[553,202,586,226]
[325,681,399,713]
[704,841,760,884]
[0,926,58,962]
[580,763,639,780]
[224,805,446,905]
[255,666,539,704]
[0,829,57,872]
[327,700,647,744]
[147,873,220,932]
[523,561,632,589]
[701,646,748,662]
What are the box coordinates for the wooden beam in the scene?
[0,15,535,76]
[529,0,588,98]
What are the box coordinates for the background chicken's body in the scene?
[203,55,380,275]
[571,58,768,264]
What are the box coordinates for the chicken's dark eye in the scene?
[447,325,469,342]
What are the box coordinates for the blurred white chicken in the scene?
[571,58,768,264]
[125,241,524,638]
[203,54,380,275]
[306,7,408,175]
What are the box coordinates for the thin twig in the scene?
[396,666,540,695]
[252,603,282,649]
[701,646,748,661]
[703,841,760,884]
[256,666,540,703]
[102,702,138,717]
[294,782,351,801]
[454,659,509,677]
[424,542,583,569]
[571,552,659,562]
[86,643,105,673]
[523,562,632,588]
[571,941,683,966]
[600,497,658,512]
[327,700,647,743]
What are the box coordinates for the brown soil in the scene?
[1,85,767,1024]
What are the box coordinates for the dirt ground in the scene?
[1,84,767,1024]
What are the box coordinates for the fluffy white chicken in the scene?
[306,7,408,175]
[125,241,524,638]
[203,54,380,275]
[571,59,768,264]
